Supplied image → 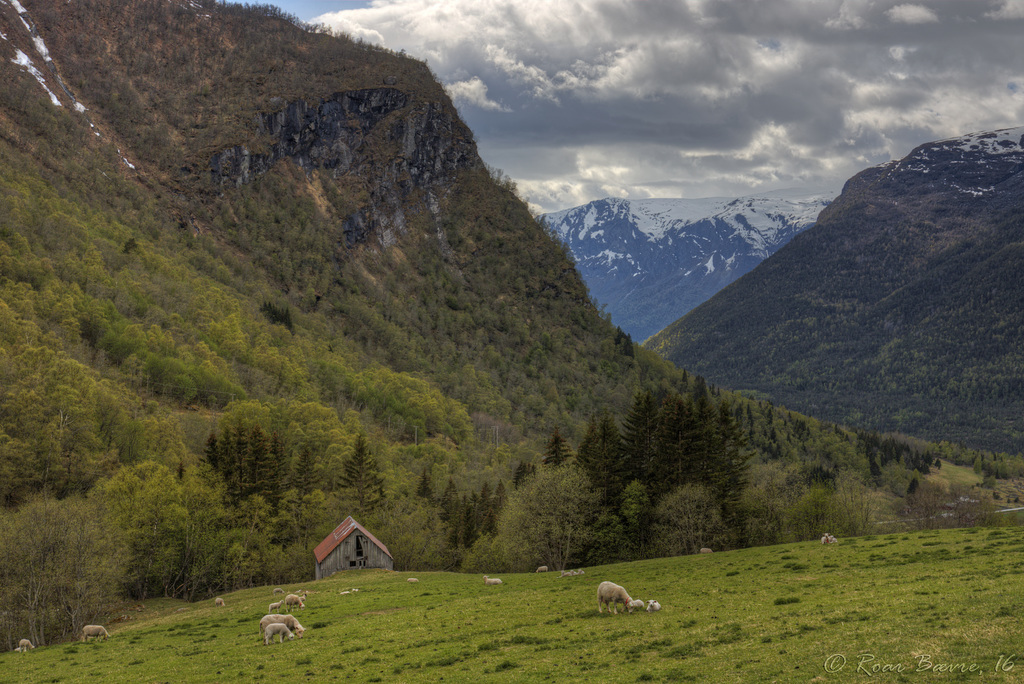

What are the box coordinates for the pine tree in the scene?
[543,428,572,466]
[340,434,385,514]
[620,389,658,483]
[245,425,269,500]
[416,467,433,500]
[292,445,317,496]
[204,433,220,470]
[576,411,624,506]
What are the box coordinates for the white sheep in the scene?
[259,614,305,638]
[483,575,503,586]
[269,600,284,613]
[284,593,305,611]
[627,599,645,613]
[264,623,294,645]
[273,588,284,595]
[560,570,572,578]
[407,578,419,583]
[214,597,225,607]
[700,548,713,554]
[646,600,661,613]
[536,565,548,572]
[81,625,109,641]
[597,581,632,615]
[17,638,33,651]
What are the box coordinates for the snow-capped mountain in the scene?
[542,190,836,341]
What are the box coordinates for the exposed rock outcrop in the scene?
[210,87,479,246]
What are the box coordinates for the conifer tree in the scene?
[543,428,572,466]
[576,411,624,506]
[291,445,316,496]
[340,433,385,514]
[204,433,220,471]
[620,389,658,483]
[416,467,433,500]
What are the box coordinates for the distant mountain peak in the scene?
[543,190,836,341]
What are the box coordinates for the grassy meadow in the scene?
[5,527,1024,682]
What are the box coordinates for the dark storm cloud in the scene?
[315,0,1024,212]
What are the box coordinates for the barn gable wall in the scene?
[315,532,394,579]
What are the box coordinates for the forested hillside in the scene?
[0,0,1015,651]
[648,128,1024,454]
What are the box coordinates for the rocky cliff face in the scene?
[210,87,480,246]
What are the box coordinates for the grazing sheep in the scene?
[597,581,633,615]
[259,614,306,638]
[536,566,548,573]
[407,578,419,583]
[273,588,284,595]
[646,600,661,613]
[81,625,109,641]
[483,575,503,586]
[263,623,294,645]
[700,548,713,554]
[17,639,33,652]
[269,600,284,613]
[214,597,225,607]
[284,593,305,611]
[627,599,645,613]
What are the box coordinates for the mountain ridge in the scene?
[647,126,1024,453]
[542,189,834,340]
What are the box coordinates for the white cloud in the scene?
[446,77,510,111]
[886,4,939,24]
[313,0,1024,213]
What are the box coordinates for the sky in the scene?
[258,0,1024,214]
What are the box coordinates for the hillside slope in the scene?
[543,190,834,341]
[648,127,1024,453]
[3,528,1023,682]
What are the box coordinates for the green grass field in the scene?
[5,527,1024,682]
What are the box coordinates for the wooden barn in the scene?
[314,516,393,579]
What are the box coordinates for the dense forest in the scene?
[0,0,1017,650]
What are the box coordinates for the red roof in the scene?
[313,516,392,564]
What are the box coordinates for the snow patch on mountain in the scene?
[543,188,836,340]
[11,49,60,106]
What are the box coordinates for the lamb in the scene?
[483,575,503,586]
[627,599,645,613]
[263,623,294,645]
[273,588,284,595]
[560,570,572,578]
[259,614,306,638]
[284,593,305,611]
[17,638,33,651]
[646,600,661,613]
[214,597,225,606]
[821,533,838,544]
[597,581,632,615]
[81,625,109,641]
[536,566,548,573]
[269,600,284,613]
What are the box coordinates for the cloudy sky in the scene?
[264,1,1024,214]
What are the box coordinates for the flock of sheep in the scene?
[10,562,675,654]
